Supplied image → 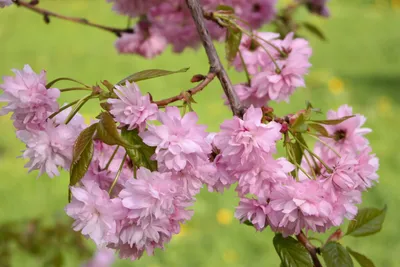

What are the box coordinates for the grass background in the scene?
[0,0,399,266]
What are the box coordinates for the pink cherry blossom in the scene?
[0,0,12,8]
[232,0,277,29]
[326,190,361,227]
[355,147,379,191]
[115,168,193,259]
[237,157,294,199]
[115,20,168,58]
[233,32,280,75]
[16,121,77,178]
[108,81,158,131]
[269,179,333,236]
[140,107,211,172]
[107,0,162,17]
[233,83,270,108]
[0,65,60,130]
[214,106,282,172]
[83,248,115,267]
[66,180,127,246]
[316,104,371,159]
[235,198,271,231]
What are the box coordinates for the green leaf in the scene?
[302,22,327,41]
[217,5,234,12]
[121,128,157,171]
[322,242,354,267]
[71,123,97,165]
[309,123,329,137]
[273,234,313,267]
[310,115,355,125]
[69,125,96,201]
[95,112,134,149]
[346,247,376,267]
[346,206,387,237]
[117,68,189,85]
[225,26,242,64]
[291,114,308,133]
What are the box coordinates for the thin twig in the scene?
[154,72,216,106]
[186,0,244,117]
[296,231,323,267]
[13,0,133,37]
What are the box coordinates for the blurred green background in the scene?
[0,0,399,266]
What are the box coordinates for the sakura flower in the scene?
[108,81,158,131]
[65,180,127,246]
[232,0,277,29]
[119,168,194,220]
[140,107,211,172]
[107,0,161,17]
[326,190,361,227]
[54,105,86,133]
[17,121,77,177]
[214,106,282,172]
[355,147,379,191]
[269,179,333,236]
[235,198,271,231]
[83,248,115,267]
[316,105,371,158]
[233,83,270,108]
[0,0,12,8]
[237,157,294,199]
[0,64,60,130]
[232,32,280,75]
[115,20,168,58]
[116,168,193,259]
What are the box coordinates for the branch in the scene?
[154,71,216,107]
[13,0,133,37]
[185,0,244,117]
[296,231,323,267]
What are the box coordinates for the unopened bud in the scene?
[191,74,205,83]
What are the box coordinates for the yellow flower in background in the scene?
[223,249,239,263]
[328,77,344,95]
[216,208,233,225]
[377,96,392,115]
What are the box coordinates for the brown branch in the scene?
[296,231,323,267]
[154,71,216,107]
[185,0,244,117]
[13,0,133,37]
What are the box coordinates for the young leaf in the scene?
[95,112,134,149]
[346,247,376,267]
[310,115,355,125]
[346,205,387,237]
[291,114,308,133]
[308,123,330,137]
[72,123,97,165]
[273,234,313,267]
[302,22,327,41]
[322,242,354,267]
[121,128,157,172]
[217,5,234,12]
[225,26,242,64]
[117,68,189,85]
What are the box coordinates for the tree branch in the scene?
[154,71,216,107]
[13,0,133,37]
[296,231,323,267]
[185,0,244,117]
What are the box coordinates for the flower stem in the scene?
[108,153,127,195]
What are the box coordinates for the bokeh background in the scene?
[0,0,399,266]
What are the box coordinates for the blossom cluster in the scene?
[0,34,377,262]
[232,31,312,107]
